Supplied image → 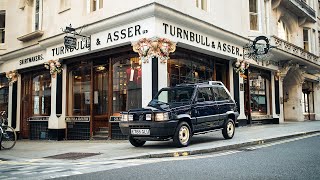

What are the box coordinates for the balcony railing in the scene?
[270,36,319,66]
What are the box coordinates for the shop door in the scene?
[92,64,110,133]
[20,74,32,138]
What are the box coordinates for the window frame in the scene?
[303,28,311,51]
[59,0,71,12]
[87,0,103,13]
[33,0,43,31]
[249,0,260,31]
[0,10,5,44]
[195,0,209,12]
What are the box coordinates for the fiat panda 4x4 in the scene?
[119,81,239,147]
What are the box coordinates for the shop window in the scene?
[87,0,103,13]
[32,73,51,116]
[0,11,5,43]
[68,63,91,116]
[196,0,208,11]
[0,75,9,113]
[168,57,213,87]
[302,81,314,114]
[113,57,142,112]
[303,28,310,51]
[249,0,260,31]
[277,20,290,41]
[249,71,269,115]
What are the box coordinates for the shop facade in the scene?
[0,3,319,140]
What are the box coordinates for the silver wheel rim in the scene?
[179,126,190,145]
[227,122,234,137]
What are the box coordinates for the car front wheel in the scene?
[128,136,146,147]
[173,122,191,148]
[222,119,235,139]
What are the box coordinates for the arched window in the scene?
[277,20,290,41]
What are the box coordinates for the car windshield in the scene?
[149,86,195,106]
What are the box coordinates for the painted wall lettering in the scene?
[19,54,44,65]
[163,23,242,57]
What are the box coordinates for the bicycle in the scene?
[0,111,17,150]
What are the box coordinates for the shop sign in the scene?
[51,38,90,58]
[65,116,90,122]
[28,116,49,121]
[64,36,77,49]
[109,116,121,122]
[91,18,154,51]
[19,54,44,66]
[161,22,243,58]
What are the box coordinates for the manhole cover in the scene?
[44,152,101,160]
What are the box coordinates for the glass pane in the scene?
[0,14,5,28]
[249,0,257,13]
[250,14,258,30]
[0,75,9,113]
[99,0,103,9]
[250,73,267,114]
[70,64,91,115]
[113,57,142,112]
[93,64,108,115]
[201,0,207,10]
[32,73,51,115]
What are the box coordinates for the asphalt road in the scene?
[57,135,320,180]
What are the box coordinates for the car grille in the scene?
[129,125,150,128]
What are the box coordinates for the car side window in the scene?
[197,87,214,102]
[217,87,231,101]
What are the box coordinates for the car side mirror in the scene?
[197,98,205,102]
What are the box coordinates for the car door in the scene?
[194,87,217,130]
[216,86,233,126]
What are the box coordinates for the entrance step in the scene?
[92,127,109,140]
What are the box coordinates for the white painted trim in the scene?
[238,74,247,120]
[142,57,153,107]
[16,76,21,131]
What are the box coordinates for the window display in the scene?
[0,75,9,113]
[32,72,51,116]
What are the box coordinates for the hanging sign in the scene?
[64,36,77,49]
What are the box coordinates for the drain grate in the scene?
[44,152,101,160]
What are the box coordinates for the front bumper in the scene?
[119,120,178,140]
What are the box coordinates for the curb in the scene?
[126,130,320,159]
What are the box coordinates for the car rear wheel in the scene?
[222,119,235,139]
[128,136,146,147]
[173,122,191,148]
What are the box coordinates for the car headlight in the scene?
[155,112,169,121]
[128,115,133,121]
[146,114,152,121]
[121,114,128,121]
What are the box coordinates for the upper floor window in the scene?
[87,0,103,13]
[60,0,71,11]
[249,0,259,31]
[277,20,289,41]
[303,28,310,51]
[196,0,208,11]
[0,11,5,43]
[33,0,42,31]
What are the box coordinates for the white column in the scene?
[314,83,320,120]
[141,57,153,107]
[158,60,168,90]
[229,61,234,98]
[16,76,21,131]
[58,65,67,129]
[48,74,59,129]
[238,74,246,120]
[271,72,279,118]
[279,78,284,123]
[7,84,13,127]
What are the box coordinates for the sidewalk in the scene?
[1,121,319,162]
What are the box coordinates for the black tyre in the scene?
[173,122,191,148]
[128,136,146,147]
[222,119,235,139]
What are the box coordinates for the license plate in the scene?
[131,129,150,135]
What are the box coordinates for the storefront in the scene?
[302,81,315,120]
[0,74,8,113]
